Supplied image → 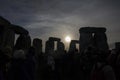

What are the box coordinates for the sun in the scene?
[65,36,71,43]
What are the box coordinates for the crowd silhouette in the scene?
[0,16,120,80]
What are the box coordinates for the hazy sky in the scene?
[0,0,120,48]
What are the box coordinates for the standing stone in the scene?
[79,27,108,53]
[69,40,79,53]
[2,28,15,48]
[0,16,29,50]
[0,16,15,49]
[45,40,54,54]
[94,32,109,51]
[57,41,65,52]
[79,32,93,53]
[15,34,31,50]
[33,38,42,80]
[0,26,15,49]
[45,37,61,54]
[33,38,42,55]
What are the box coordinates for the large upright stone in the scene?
[69,40,79,53]
[57,41,65,52]
[94,32,109,51]
[79,27,108,53]
[0,16,29,50]
[0,16,15,49]
[45,37,61,54]
[15,34,31,50]
[2,28,15,48]
[33,38,42,55]
[79,32,93,53]
[45,40,54,54]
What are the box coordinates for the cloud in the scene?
[0,0,120,45]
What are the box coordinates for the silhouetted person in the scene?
[0,48,11,80]
[25,47,36,80]
[44,50,55,80]
[7,50,29,80]
[91,53,116,80]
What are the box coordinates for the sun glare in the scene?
[65,36,71,43]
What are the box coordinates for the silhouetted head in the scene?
[84,45,96,56]
[13,50,25,59]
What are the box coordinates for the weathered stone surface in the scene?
[49,37,61,41]
[69,40,79,53]
[45,37,62,54]
[2,28,15,48]
[0,16,11,26]
[80,32,93,52]
[0,28,15,49]
[0,17,15,48]
[0,16,28,35]
[15,34,31,50]
[71,40,79,43]
[0,16,29,50]
[45,40,54,54]
[0,16,15,48]
[10,24,29,35]
[94,32,109,51]
[57,41,65,52]
[33,38,42,55]
[79,27,109,52]
[79,27,106,33]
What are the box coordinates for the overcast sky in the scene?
[0,0,120,48]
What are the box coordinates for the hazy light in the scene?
[65,36,71,43]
